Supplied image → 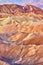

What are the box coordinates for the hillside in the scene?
[0,4,43,65]
[0,4,43,17]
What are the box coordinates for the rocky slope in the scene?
[0,4,43,65]
[0,4,43,17]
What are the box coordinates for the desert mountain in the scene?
[0,4,43,65]
[0,4,43,17]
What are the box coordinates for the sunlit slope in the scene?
[0,4,43,17]
[0,13,43,45]
[0,12,43,33]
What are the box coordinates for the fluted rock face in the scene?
[0,4,43,17]
[0,4,43,65]
[24,5,43,14]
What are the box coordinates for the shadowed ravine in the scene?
[0,57,22,65]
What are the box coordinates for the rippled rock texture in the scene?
[0,44,43,65]
[0,4,43,65]
[0,4,43,17]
